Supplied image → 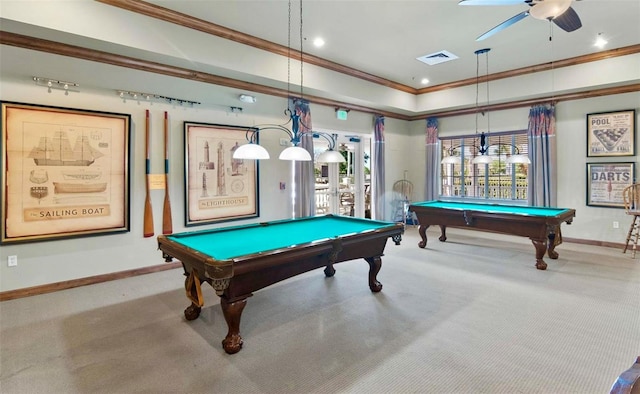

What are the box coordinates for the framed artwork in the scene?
[1,101,130,244]
[586,109,636,157]
[586,162,635,208]
[184,121,259,226]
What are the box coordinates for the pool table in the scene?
[157,215,403,354]
[408,200,576,270]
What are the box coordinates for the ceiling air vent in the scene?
[416,50,459,66]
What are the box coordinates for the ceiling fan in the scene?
[459,0,583,41]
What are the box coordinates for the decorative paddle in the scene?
[162,111,173,235]
[143,109,154,237]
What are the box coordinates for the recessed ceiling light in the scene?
[313,37,325,48]
[594,33,608,49]
[421,78,429,85]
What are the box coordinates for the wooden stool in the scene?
[624,215,640,258]
[623,184,640,258]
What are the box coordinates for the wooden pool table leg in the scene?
[417,225,429,248]
[324,264,336,277]
[547,233,559,259]
[531,239,548,270]
[184,303,201,321]
[438,225,447,242]
[365,256,383,292]
[220,297,246,354]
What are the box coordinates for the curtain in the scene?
[527,103,557,207]
[424,117,439,201]
[291,98,315,218]
[373,115,385,220]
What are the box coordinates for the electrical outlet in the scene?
[8,255,17,267]
[613,221,619,229]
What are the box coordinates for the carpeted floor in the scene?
[1,226,638,393]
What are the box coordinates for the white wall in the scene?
[1,80,637,292]
[0,81,387,292]
[556,92,639,242]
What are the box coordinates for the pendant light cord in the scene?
[299,0,304,101]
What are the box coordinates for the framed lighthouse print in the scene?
[184,121,259,226]
[586,109,635,157]
[1,101,131,244]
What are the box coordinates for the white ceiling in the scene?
[1,0,639,116]
[143,0,640,87]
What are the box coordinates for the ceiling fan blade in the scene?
[459,0,525,5]
[476,11,529,41]
[553,6,582,32]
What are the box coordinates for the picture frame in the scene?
[184,121,259,226]
[1,101,131,244]
[586,109,636,157]
[586,162,635,208]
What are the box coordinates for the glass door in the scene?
[314,134,370,218]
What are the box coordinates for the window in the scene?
[440,131,529,202]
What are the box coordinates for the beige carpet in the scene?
[1,226,638,393]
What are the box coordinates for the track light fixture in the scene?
[33,76,79,95]
[116,90,201,107]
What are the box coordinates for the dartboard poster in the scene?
[586,162,635,208]
[587,109,636,157]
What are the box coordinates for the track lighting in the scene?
[116,90,201,106]
[33,76,79,94]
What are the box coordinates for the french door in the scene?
[314,134,370,218]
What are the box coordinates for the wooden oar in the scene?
[143,109,154,237]
[162,111,173,234]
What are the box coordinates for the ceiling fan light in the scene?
[529,0,572,20]
[279,146,312,161]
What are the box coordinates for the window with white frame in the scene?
[440,131,529,202]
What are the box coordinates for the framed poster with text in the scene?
[1,102,130,244]
[586,109,635,157]
[184,121,259,226]
[586,162,635,208]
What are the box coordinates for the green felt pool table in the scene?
[157,215,403,354]
[408,200,576,270]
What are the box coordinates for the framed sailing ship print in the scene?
[184,121,259,226]
[1,102,131,244]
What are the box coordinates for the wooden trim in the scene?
[418,44,640,94]
[0,236,625,300]
[1,31,638,121]
[562,238,624,250]
[0,31,409,121]
[0,262,182,301]
[412,83,640,120]
[95,0,416,94]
